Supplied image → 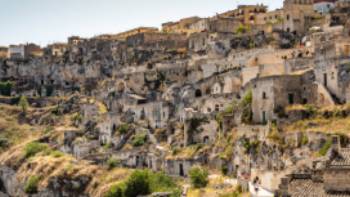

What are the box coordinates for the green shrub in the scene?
[149,171,178,193]
[43,126,53,134]
[24,142,49,158]
[105,170,180,197]
[268,124,283,145]
[118,124,130,135]
[50,150,64,158]
[236,24,250,34]
[319,138,332,156]
[72,113,83,123]
[124,170,151,197]
[0,137,9,149]
[301,133,309,146]
[103,143,113,150]
[24,175,40,194]
[18,95,29,114]
[0,81,13,96]
[189,166,209,188]
[132,132,147,147]
[107,157,120,170]
[305,104,317,117]
[240,90,253,124]
[221,165,229,176]
[105,183,125,197]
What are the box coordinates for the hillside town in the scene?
[1,0,350,196]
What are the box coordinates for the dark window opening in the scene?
[262,111,267,124]
[288,93,294,105]
[179,163,184,176]
[215,104,220,112]
[203,136,209,144]
[323,73,328,87]
[262,92,267,99]
[195,89,202,98]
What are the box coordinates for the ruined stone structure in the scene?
[251,71,317,123]
[2,1,350,196]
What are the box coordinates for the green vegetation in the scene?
[0,137,9,150]
[240,90,253,124]
[189,166,209,188]
[319,138,332,156]
[105,170,180,197]
[18,95,29,114]
[107,157,120,170]
[124,170,150,197]
[105,183,125,197]
[0,81,13,96]
[132,132,147,147]
[305,104,317,117]
[268,123,283,145]
[236,24,250,34]
[220,185,243,197]
[301,133,309,146]
[50,150,64,158]
[72,112,83,124]
[118,124,130,135]
[24,142,49,158]
[103,142,113,150]
[221,165,228,176]
[24,175,41,194]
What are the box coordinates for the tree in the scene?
[0,81,13,96]
[124,170,151,197]
[24,175,40,194]
[19,95,29,115]
[189,166,209,188]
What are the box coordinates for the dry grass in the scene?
[187,175,238,197]
[285,116,350,135]
[167,144,211,160]
[0,105,44,152]
[0,139,132,197]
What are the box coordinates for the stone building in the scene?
[68,36,86,46]
[7,43,43,59]
[219,5,267,25]
[251,71,317,124]
[323,148,350,193]
[207,16,241,34]
[314,34,350,103]
[0,47,8,59]
[330,0,350,26]
[114,27,159,41]
[162,17,202,35]
[283,0,320,33]
[122,94,172,129]
[277,148,350,196]
[188,32,209,52]
[25,43,43,58]
[8,44,26,59]
[47,43,68,57]
[314,0,336,15]
[126,32,188,50]
[255,9,285,33]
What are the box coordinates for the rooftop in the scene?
[288,179,350,197]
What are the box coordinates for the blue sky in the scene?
[0,0,283,46]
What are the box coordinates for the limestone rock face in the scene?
[0,166,25,197]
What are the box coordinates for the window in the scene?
[262,92,267,99]
[215,104,220,112]
[286,15,290,21]
[288,93,294,105]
